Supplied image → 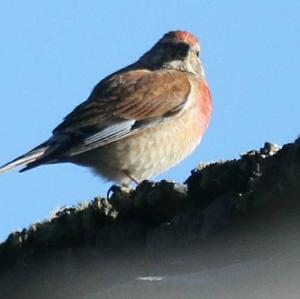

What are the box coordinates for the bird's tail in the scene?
[0,143,49,174]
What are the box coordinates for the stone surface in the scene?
[1,138,300,299]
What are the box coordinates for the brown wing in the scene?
[54,69,191,132]
[46,69,191,157]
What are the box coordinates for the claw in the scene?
[106,184,119,200]
[106,183,131,200]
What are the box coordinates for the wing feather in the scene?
[51,69,191,157]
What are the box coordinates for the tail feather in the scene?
[0,144,48,174]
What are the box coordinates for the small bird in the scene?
[0,30,212,185]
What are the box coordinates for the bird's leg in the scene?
[123,170,140,185]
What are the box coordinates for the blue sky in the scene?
[0,1,299,241]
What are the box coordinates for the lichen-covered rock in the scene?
[1,138,300,299]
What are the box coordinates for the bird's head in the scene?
[139,30,205,79]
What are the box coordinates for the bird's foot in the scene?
[106,183,132,200]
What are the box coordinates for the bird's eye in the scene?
[196,50,199,57]
[177,42,190,58]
